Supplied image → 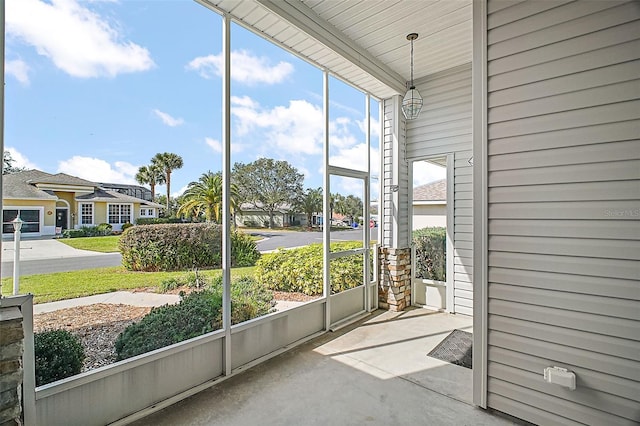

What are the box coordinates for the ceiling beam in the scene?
[257,0,407,95]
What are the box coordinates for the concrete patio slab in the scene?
[131,308,515,426]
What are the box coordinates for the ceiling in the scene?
[199,0,472,99]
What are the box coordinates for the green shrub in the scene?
[412,226,446,281]
[62,224,112,238]
[119,224,260,271]
[254,242,369,295]
[115,277,275,360]
[119,223,223,271]
[231,231,261,267]
[159,269,211,292]
[135,217,185,225]
[121,222,134,232]
[34,330,85,386]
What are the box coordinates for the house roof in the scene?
[413,179,446,202]
[239,202,293,213]
[3,169,162,207]
[76,189,164,208]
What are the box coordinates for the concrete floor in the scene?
[131,308,515,426]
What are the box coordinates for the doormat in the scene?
[428,329,472,369]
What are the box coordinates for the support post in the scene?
[322,70,331,331]
[13,226,20,295]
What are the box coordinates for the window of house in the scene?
[80,203,93,225]
[108,204,132,224]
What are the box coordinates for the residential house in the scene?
[235,202,306,228]
[412,179,446,229]
[2,170,163,236]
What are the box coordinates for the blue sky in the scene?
[5,0,444,199]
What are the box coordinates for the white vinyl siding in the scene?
[381,95,409,247]
[406,64,474,315]
[484,1,640,425]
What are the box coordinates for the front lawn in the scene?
[58,235,121,253]
[1,266,256,304]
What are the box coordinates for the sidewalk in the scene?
[33,291,181,314]
[2,237,111,261]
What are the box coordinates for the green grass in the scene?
[1,266,256,304]
[57,235,121,253]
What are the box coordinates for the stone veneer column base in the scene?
[0,306,24,426]
[378,247,411,312]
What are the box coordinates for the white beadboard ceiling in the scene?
[199,0,472,99]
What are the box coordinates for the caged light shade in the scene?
[401,33,423,120]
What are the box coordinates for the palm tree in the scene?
[177,172,240,223]
[135,164,165,200]
[296,187,322,228]
[151,152,184,213]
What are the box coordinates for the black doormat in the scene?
[428,329,472,369]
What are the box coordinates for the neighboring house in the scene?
[2,170,163,236]
[235,202,306,228]
[412,179,446,229]
[96,182,153,202]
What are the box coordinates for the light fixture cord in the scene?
[410,37,414,87]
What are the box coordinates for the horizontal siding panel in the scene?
[489,59,640,107]
[488,330,640,379]
[454,256,472,267]
[489,80,640,123]
[454,207,472,217]
[455,281,473,291]
[454,248,473,258]
[487,0,569,29]
[489,283,640,320]
[488,375,637,425]
[488,140,640,171]
[488,120,640,155]
[454,272,472,284]
[488,200,640,221]
[408,141,471,159]
[489,267,640,300]
[489,251,639,280]
[488,100,640,140]
[490,315,638,360]
[489,299,638,341]
[489,181,640,203]
[455,305,473,316]
[454,296,473,308]
[454,288,473,301]
[488,393,582,426]
[454,216,472,225]
[489,39,640,93]
[454,264,472,275]
[489,219,640,240]
[455,191,472,200]
[489,346,640,402]
[488,2,638,60]
[488,235,640,260]
[455,174,472,184]
[454,235,473,245]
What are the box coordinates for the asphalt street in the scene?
[0,227,379,277]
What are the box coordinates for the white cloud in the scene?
[231,97,324,155]
[205,137,222,153]
[413,161,446,186]
[6,0,154,78]
[186,50,293,85]
[153,109,184,127]
[5,59,30,85]
[5,147,38,169]
[57,156,137,183]
[357,116,381,141]
[172,185,189,198]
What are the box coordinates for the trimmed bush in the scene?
[34,330,85,386]
[254,241,368,295]
[119,223,260,271]
[62,224,112,238]
[412,226,446,281]
[136,217,186,225]
[121,222,134,232]
[119,223,222,271]
[114,276,275,360]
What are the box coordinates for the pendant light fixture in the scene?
[402,33,423,120]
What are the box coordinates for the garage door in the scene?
[3,209,41,234]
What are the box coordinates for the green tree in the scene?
[232,158,304,229]
[333,193,363,225]
[135,164,165,200]
[177,171,240,223]
[3,151,25,174]
[296,187,322,228]
[151,152,184,214]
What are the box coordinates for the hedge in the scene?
[135,217,185,225]
[114,276,275,360]
[62,223,112,238]
[35,330,85,386]
[119,223,260,271]
[412,226,446,282]
[254,241,370,295]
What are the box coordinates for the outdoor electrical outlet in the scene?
[544,366,576,390]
